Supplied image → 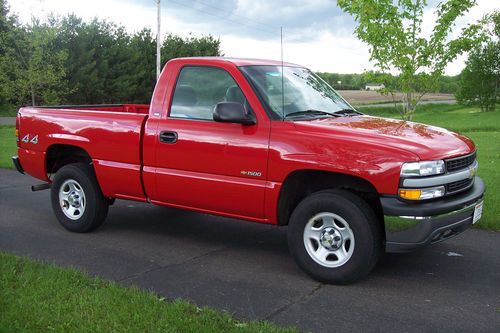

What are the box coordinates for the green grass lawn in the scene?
[357,104,500,132]
[0,252,296,333]
[465,132,500,230]
[358,104,500,231]
[0,125,16,169]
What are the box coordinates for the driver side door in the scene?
[152,65,271,221]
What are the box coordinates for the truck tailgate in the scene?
[17,107,148,201]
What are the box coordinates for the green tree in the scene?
[456,43,499,111]
[337,0,482,120]
[10,19,68,106]
[57,18,221,104]
[0,0,22,110]
[1,0,223,107]
[0,0,11,106]
[456,11,500,111]
[437,75,460,94]
[161,33,222,64]
[316,72,367,90]
[56,16,118,104]
[122,28,156,103]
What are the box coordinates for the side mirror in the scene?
[213,102,256,125]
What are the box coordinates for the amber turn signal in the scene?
[399,186,445,200]
[399,189,422,200]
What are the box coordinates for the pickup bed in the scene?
[13,57,485,283]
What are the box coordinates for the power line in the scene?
[182,0,282,34]
[167,0,280,38]
[155,0,161,81]
[168,0,277,36]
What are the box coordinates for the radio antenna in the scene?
[280,26,285,121]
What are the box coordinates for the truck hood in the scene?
[294,115,475,160]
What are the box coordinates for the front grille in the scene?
[447,178,474,194]
[445,152,476,172]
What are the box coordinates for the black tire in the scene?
[50,163,108,233]
[288,189,382,284]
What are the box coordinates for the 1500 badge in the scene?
[240,170,262,177]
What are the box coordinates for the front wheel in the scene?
[288,190,382,284]
[50,163,108,233]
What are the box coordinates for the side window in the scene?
[169,66,247,120]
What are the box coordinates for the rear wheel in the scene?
[50,163,108,232]
[288,189,381,284]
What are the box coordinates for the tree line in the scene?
[316,72,460,93]
[0,0,221,111]
[1,0,498,116]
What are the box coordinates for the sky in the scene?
[9,0,499,75]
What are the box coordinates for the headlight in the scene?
[401,160,445,177]
[399,186,445,200]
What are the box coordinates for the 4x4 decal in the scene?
[21,134,38,144]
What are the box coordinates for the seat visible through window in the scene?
[174,85,197,106]
[225,86,246,104]
[169,66,247,120]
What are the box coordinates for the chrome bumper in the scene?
[382,177,485,253]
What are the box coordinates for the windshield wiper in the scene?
[331,108,362,116]
[284,109,338,119]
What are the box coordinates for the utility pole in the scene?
[156,0,161,81]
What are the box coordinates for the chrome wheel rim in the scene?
[303,212,355,267]
[59,179,86,220]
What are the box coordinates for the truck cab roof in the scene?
[166,56,302,68]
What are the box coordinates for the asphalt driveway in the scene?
[1,168,499,332]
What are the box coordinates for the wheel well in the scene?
[46,144,92,177]
[277,170,384,230]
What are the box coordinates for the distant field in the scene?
[340,90,455,105]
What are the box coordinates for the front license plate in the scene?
[472,202,483,224]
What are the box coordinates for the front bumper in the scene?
[382,177,485,252]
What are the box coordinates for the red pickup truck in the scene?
[12,57,485,283]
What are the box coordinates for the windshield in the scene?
[239,65,353,119]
